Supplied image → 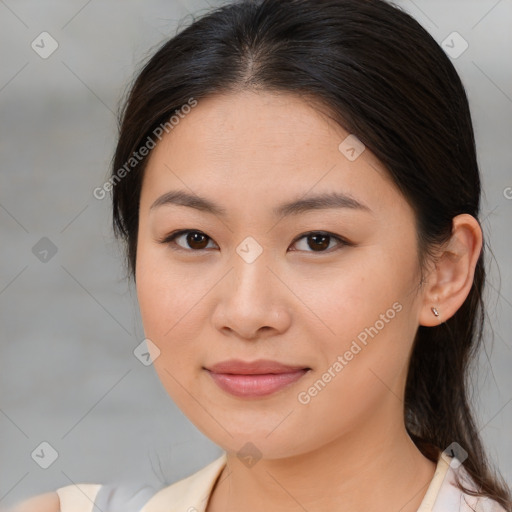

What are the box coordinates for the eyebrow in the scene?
[150,189,372,217]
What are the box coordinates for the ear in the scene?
[419,214,483,326]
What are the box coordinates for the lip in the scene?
[204,359,310,398]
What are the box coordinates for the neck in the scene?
[207,414,437,512]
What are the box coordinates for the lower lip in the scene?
[206,369,309,398]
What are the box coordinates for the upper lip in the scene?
[205,359,309,375]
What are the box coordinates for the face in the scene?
[136,90,426,459]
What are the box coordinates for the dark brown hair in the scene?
[110,0,511,509]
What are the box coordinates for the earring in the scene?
[431,307,440,317]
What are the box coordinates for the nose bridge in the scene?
[210,230,294,338]
[231,235,272,300]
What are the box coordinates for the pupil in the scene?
[309,234,329,251]
[188,232,208,249]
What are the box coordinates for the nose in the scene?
[211,250,292,340]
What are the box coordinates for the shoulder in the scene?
[140,453,227,512]
[55,482,102,511]
[8,480,154,512]
[9,484,102,512]
[5,454,226,512]
[7,491,60,512]
[9,478,164,512]
[437,458,508,512]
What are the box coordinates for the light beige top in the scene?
[56,451,507,512]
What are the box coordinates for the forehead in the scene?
[140,90,407,220]
[153,91,347,163]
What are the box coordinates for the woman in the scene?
[12,0,511,510]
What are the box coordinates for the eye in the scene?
[158,230,217,251]
[158,229,350,254]
[289,231,349,253]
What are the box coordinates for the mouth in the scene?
[204,359,311,398]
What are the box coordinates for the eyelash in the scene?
[157,229,352,254]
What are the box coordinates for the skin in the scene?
[133,90,483,512]
[134,90,482,512]
[11,90,482,512]
[7,492,59,512]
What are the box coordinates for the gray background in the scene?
[0,0,511,507]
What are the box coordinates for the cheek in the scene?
[299,250,419,403]
[308,251,410,340]
[136,239,204,329]
[135,244,222,382]
[295,301,414,447]
[136,247,189,350]
[135,258,205,409]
